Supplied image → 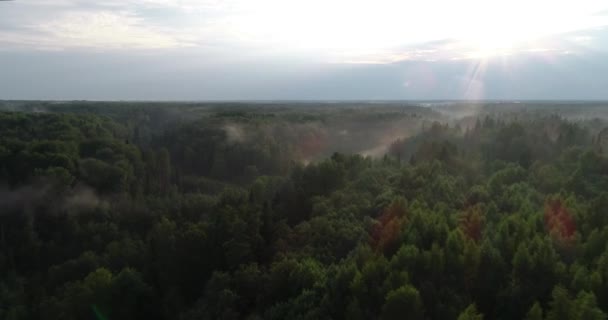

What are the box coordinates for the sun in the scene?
[226,0,607,62]
[453,3,544,58]
[462,32,527,59]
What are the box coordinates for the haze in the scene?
[1,0,608,100]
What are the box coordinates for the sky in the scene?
[1,0,608,100]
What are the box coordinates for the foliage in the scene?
[2,103,608,319]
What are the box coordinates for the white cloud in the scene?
[0,0,207,50]
[33,11,187,49]
[1,0,608,61]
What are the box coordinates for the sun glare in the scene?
[225,0,607,61]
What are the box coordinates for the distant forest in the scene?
[3,101,608,319]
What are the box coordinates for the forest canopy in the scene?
[2,101,608,319]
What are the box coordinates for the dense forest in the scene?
[3,101,608,319]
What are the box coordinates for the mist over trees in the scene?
[2,101,608,319]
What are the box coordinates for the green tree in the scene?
[524,302,543,320]
[457,304,483,320]
[546,286,575,320]
[381,285,424,320]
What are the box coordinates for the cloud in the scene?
[36,11,187,49]
[3,0,608,54]
[1,0,608,100]
[1,47,608,100]
[1,14,183,50]
[0,0,205,50]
